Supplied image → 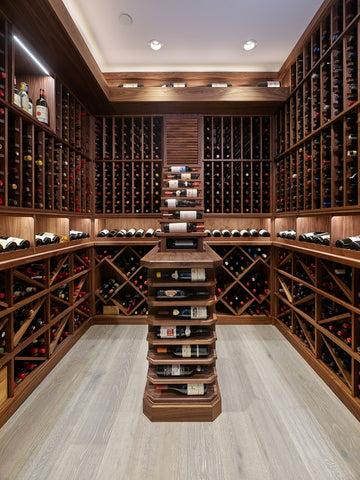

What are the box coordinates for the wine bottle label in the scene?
[185,189,198,197]
[171,365,181,376]
[190,306,207,319]
[14,92,21,107]
[168,223,187,233]
[168,180,178,188]
[190,268,206,281]
[166,199,177,208]
[179,211,197,219]
[187,384,205,395]
[36,105,49,124]
[169,166,186,173]
[160,326,177,338]
[182,345,192,357]
[161,289,179,297]
[181,173,191,179]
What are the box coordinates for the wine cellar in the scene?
[1,0,360,477]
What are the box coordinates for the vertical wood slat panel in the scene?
[165,117,199,164]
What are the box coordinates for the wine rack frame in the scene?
[1,0,360,427]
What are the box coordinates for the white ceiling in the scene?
[62,0,325,73]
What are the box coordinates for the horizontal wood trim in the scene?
[103,71,281,88]
[108,86,289,103]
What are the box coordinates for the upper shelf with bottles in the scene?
[0,16,92,152]
[0,15,93,215]
[277,0,360,153]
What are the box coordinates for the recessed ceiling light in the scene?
[243,39,257,51]
[119,13,133,25]
[149,40,162,51]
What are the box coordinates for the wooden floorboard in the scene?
[0,325,360,480]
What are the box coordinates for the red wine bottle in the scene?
[157,306,208,319]
[163,210,203,219]
[156,326,210,338]
[167,166,198,173]
[155,288,209,300]
[156,345,209,357]
[163,223,204,233]
[155,268,206,281]
[164,189,199,197]
[156,383,207,395]
[156,365,204,376]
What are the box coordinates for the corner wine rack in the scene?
[141,164,222,421]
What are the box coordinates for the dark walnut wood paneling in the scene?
[164,117,200,165]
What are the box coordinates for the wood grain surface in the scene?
[0,325,360,480]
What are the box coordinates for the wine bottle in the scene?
[231,229,240,237]
[35,88,49,125]
[0,237,18,251]
[163,223,204,233]
[212,229,221,237]
[156,345,209,357]
[156,384,207,395]
[100,279,120,299]
[135,228,144,237]
[166,173,200,180]
[19,82,29,112]
[258,229,270,237]
[164,199,201,208]
[155,268,206,281]
[13,77,21,107]
[248,229,259,237]
[0,236,30,249]
[221,229,231,237]
[155,288,209,300]
[239,229,250,237]
[167,166,198,173]
[163,211,202,219]
[144,228,155,237]
[156,326,210,338]
[126,228,136,237]
[166,180,200,188]
[35,232,60,244]
[157,306,208,319]
[335,236,360,250]
[156,365,204,377]
[164,189,199,197]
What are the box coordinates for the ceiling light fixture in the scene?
[118,13,133,25]
[149,40,162,51]
[243,39,257,51]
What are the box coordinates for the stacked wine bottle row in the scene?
[0,111,92,212]
[0,248,92,411]
[142,165,222,421]
[276,0,360,212]
[275,247,360,409]
[95,116,162,161]
[275,114,359,212]
[56,83,91,156]
[95,160,162,214]
[204,160,271,213]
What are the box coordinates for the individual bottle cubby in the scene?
[94,116,162,161]
[203,115,270,161]
[94,245,153,317]
[95,160,162,215]
[203,160,270,214]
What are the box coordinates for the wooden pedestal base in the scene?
[143,381,222,422]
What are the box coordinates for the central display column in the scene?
[141,165,222,421]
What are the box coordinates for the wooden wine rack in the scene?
[141,164,222,421]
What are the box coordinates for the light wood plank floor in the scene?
[1,325,360,480]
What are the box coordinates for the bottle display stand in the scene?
[141,165,222,421]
